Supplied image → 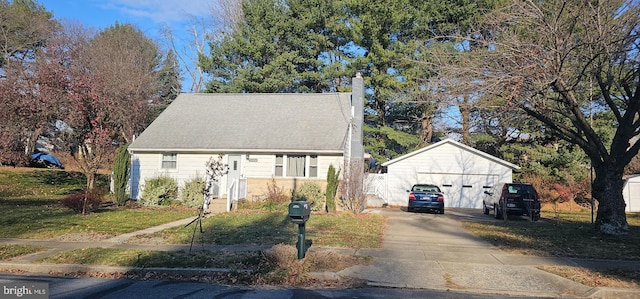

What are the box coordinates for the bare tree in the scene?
[87,23,162,143]
[160,17,208,93]
[425,0,640,235]
[339,160,366,214]
[159,0,242,93]
[0,0,58,164]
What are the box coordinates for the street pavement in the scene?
[1,208,639,298]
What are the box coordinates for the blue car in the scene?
[407,184,445,214]
[30,152,64,169]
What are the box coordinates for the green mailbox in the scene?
[288,201,310,259]
[288,201,310,224]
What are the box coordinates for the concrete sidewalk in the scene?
[1,209,639,298]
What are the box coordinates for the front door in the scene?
[227,155,241,190]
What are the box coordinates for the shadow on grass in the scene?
[461,212,640,260]
[166,212,297,246]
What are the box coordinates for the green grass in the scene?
[461,211,640,260]
[0,169,86,200]
[0,168,197,239]
[0,167,384,281]
[132,210,385,249]
[0,244,47,260]
[39,248,261,270]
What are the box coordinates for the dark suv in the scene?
[483,183,540,221]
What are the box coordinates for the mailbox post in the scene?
[288,201,310,259]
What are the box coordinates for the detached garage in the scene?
[623,175,640,212]
[380,139,519,209]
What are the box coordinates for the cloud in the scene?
[97,0,219,24]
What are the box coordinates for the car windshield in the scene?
[412,185,441,192]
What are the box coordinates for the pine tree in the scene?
[325,164,340,213]
[112,145,130,206]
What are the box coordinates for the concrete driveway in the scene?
[338,208,596,297]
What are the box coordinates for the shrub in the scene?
[291,181,324,211]
[139,176,178,206]
[112,145,130,206]
[256,178,290,211]
[325,165,340,213]
[180,177,205,209]
[61,192,102,214]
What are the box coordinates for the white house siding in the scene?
[623,175,640,212]
[384,141,514,208]
[318,155,344,179]
[130,152,345,200]
[244,154,274,178]
[130,152,221,200]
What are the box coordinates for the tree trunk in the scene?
[86,171,95,190]
[459,96,471,145]
[592,163,629,235]
[420,108,433,144]
[25,127,44,155]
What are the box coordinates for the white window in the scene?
[274,154,317,177]
[287,155,306,177]
[275,155,284,177]
[161,153,177,169]
[309,155,318,178]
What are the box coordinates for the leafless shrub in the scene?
[339,160,366,214]
[261,244,306,284]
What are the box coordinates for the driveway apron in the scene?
[338,209,592,297]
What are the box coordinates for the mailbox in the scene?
[288,200,311,259]
[288,201,310,224]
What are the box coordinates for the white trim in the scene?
[130,148,343,154]
[381,139,520,169]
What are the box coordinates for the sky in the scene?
[39,0,222,91]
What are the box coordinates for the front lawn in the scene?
[460,209,640,289]
[460,210,640,260]
[0,168,198,239]
[130,210,385,249]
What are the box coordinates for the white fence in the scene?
[365,173,388,203]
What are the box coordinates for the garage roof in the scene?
[381,138,520,169]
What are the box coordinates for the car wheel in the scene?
[483,203,490,215]
[407,207,413,212]
[440,208,445,214]
[494,204,502,219]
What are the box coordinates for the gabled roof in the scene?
[381,138,520,169]
[129,93,353,153]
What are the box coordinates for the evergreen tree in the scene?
[325,164,340,213]
[112,145,130,206]
[159,49,181,102]
[155,49,181,117]
[200,0,351,93]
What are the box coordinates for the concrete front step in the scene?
[206,198,233,214]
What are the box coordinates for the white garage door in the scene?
[626,182,640,212]
[417,173,497,209]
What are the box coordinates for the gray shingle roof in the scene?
[129,93,353,153]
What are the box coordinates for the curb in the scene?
[0,262,251,277]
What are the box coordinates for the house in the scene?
[128,75,365,203]
[623,175,640,212]
[368,139,519,209]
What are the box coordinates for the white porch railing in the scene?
[227,178,248,212]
